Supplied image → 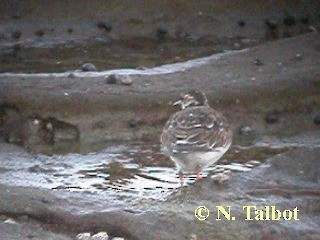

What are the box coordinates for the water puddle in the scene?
[0,141,293,206]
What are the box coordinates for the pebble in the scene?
[4,218,18,224]
[295,53,302,60]
[238,20,246,27]
[105,74,133,85]
[211,172,230,184]
[128,119,140,128]
[68,73,76,78]
[283,16,296,27]
[75,233,91,240]
[247,160,261,166]
[105,74,117,84]
[238,125,254,135]
[156,26,168,41]
[254,58,263,66]
[91,232,109,240]
[265,112,278,124]
[313,115,320,125]
[82,63,97,72]
[97,21,112,32]
[120,75,133,85]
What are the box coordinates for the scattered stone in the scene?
[67,28,73,34]
[233,42,241,49]
[295,53,302,60]
[211,172,230,184]
[105,74,118,84]
[156,26,168,41]
[120,75,133,85]
[265,112,278,124]
[11,31,21,40]
[313,115,320,125]
[97,21,112,32]
[75,232,91,240]
[35,30,44,37]
[68,73,76,78]
[128,119,140,128]
[247,160,261,166]
[238,20,246,27]
[91,232,109,240]
[4,218,18,224]
[95,36,111,44]
[105,75,133,85]
[238,125,254,135]
[300,16,309,25]
[82,63,97,72]
[185,35,200,43]
[283,15,296,27]
[253,58,263,66]
[265,19,278,39]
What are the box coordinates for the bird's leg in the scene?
[178,170,184,186]
[195,165,201,180]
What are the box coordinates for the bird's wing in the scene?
[161,107,231,154]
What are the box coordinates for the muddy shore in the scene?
[0,1,320,239]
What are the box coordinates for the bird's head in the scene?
[173,90,209,109]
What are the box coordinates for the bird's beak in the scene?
[173,100,182,106]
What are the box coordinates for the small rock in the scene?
[128,119,140,128]
[35,30,44,37]
[105,74,118,84]
[68,73,76,78]
[11,31,21,40]
[233,42,241,49]
[265,112,278,124]
[91,232,109,240]
[313,115,320,125]
[300,16,309,25]
[238,125,254,135]
[4,218,18,224]
[120,75,133,85]
[211,172,229,184]
[105,74,132,85]
[97,21,112,32]
[283,15,296,27]
[253,58,263,66]
[82,63,97,72]
[75,233,91,240]
[156,26,168,41]
[265,19,278,30]
[247,160,261,166]
[238,20,246,27]
[67,28,73,34]
[296,53,302,60]
[95,36,111,44]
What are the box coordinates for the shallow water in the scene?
[0,141,294,207]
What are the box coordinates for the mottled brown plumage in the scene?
[161,90,232,176]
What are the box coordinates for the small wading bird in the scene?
[161,90,232,183]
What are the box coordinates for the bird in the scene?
[161,90,232,183]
